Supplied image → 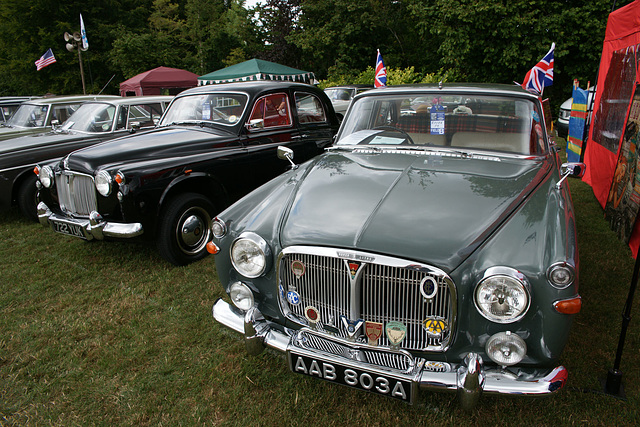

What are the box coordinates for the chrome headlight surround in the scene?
[37,165,54,188]
[211,217,227,239]
[547,262,575,289]
[230,232,271,278]
[95,170,113,197]
[474,266,531,324]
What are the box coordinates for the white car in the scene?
[324,85,372,120]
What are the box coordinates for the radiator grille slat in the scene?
[279,249,455,352]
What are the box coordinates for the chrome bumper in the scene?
[212,298,568,409]
[37,201,143,240]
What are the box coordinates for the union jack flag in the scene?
[374,49,387,88]
[35,48,56,71]
[521,43,554,95]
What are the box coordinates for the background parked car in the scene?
[0,96,38,123]
[556,86,596,138]
[323,84,372,121]
[0,95,172,220]
[210,83,584,409]
[36,81,339,266]
[0,95,120,141]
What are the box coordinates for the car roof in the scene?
[359,83,539,97]
[80,95,174,106]
[325,84,372,90]
[21,95,121,106]
[177,81,324,98]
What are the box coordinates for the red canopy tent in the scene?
[583,0,640,256]
[119,66,198,96]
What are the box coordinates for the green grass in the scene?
[1,160,639,425]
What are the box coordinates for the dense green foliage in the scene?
[0,0,633,107]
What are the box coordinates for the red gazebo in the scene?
[119,66,198,96]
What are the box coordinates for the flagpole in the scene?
[77,48,86,95]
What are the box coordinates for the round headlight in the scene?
[547,262,575,289]
[230,232,270,278]
[485,331,527,366]
[211,218,227,238]
[474,267,530,323]
[229,281,255,311]
[38,165,54,188]
[95,170,112,197]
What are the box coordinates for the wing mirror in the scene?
[246,119,264,131]
[556,162,586,189]
[277,146,297,169]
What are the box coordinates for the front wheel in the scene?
[18,175,38,222]
[156,193,216,266]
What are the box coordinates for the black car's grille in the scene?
[55,171,97,217]
[279,247,456,352]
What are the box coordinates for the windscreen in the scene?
[336,93,547,155]
[160,93,248,127]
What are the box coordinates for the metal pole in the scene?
[78,46,86,95]
[604,247,639,397]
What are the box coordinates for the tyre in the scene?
[156,193,216,266]
[17,175,38,222]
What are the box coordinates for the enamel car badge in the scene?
[420,276,438,300]
[385,321,407,349]
[423,317,448,338]
[291,260,306,278]
[286,290,300,305]
[305,306,319,328]
[348,262,361,280]
[365,321,383,346]
[340,316,364,340]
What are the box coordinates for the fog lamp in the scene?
[486,331,526,366]
[229,281,254,311]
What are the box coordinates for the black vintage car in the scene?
[0,96,171,220]
[36,81,339,265]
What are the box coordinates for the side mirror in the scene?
[246,119,264,131]
[51,119,60,130]
[277,146,297,169]
[556,162,586,189]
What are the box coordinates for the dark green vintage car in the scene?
[208,84,585,409]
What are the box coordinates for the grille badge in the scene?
[423,317,448,338]
[385,321,407,349]
[340,316,364,341]
[365,321,383,346]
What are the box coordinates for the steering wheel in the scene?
[373,126,415,145]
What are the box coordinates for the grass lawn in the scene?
[1,156,639,425]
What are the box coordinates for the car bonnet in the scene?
[278,150,551,272]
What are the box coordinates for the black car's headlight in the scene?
[230,232,271,278]
[36,165,54,188]
[95,170,112,197]
[474,267,530,323]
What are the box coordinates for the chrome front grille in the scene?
[55,171,97,217]
[296,329,424,373]
[279,247,456,352]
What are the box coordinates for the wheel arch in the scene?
[155,173,229,232]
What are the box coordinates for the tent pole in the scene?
[603,244,639,397]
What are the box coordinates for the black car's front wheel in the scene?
[18,174,38,222]
[157,193,215,266]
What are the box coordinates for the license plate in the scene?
[51,219,87,239]
[288,352,414,403]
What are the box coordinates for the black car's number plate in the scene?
[288,352,413,403]
[51,220,87,239]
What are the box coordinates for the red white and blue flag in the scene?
[374,49,387,88]
[521,43,554,95]
[35,48,56,71]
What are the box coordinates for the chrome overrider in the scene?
[212,299,568,410]
[37,201,143,240]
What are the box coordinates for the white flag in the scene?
[80,13,89,50]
